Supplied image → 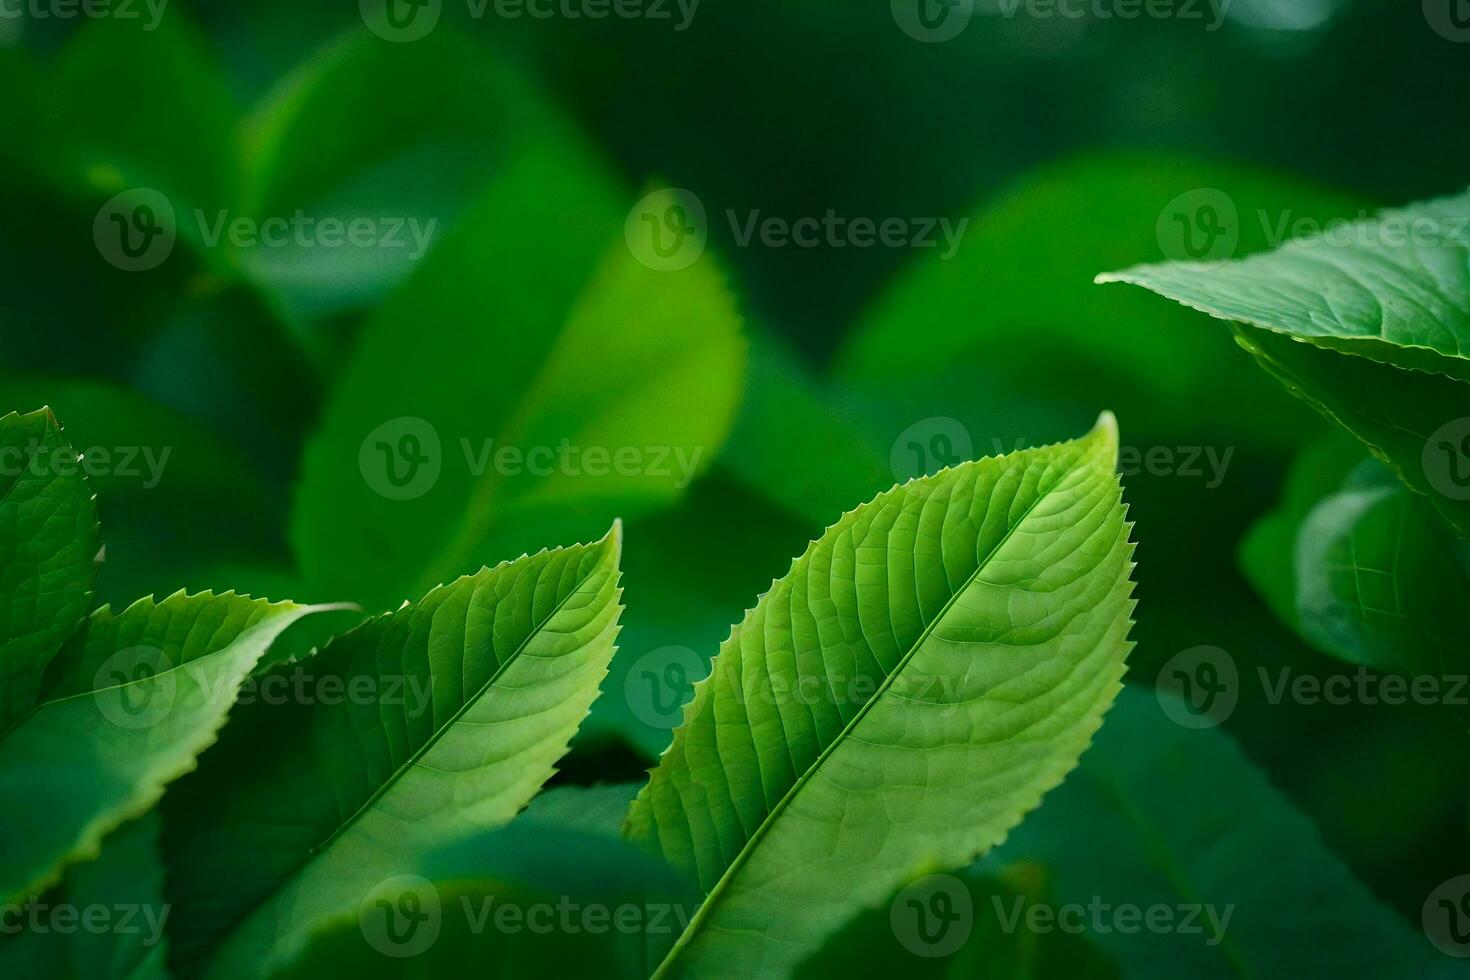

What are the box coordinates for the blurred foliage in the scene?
[2,0,1468,974]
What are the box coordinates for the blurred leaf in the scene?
[236,28,589,324]
[40,16,238,222]
[1234,325,1470,535]
[1244,439,1470,684]
[292,166,744,612]
[720,329,891,527]
[796,871,1121,980]
[163,530,624,979]
[625,418,1136,977]
[0,815,169,980]
[0,409,100,731]
[838,152,1365,453]
[1,593,312,902]
[1239,432,1364,629]
[977,686,1447,979]
[268,804,692,980]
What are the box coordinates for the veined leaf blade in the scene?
[626,416,1137,977]
[163,526,625,978]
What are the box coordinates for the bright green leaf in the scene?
[1099,189,1470,382]
[163,527,625,978]
[625,415,1137,978]
[0,591,314,903]
[292,158,744,612]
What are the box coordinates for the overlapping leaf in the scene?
[976,686,1452,978]
[1,590,314,903]
[163,527,625,978]
[0,409,100,730]
[292,162,744,611]
[1099,189,1470,534]
[625,415,1137,977]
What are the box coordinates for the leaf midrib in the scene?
[652,466,1073,978]
[213,556,606,964]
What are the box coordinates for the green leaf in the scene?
[0,382,280,607]
[1232,325,1470,535]
[977,686,1447,978]
[235,28,585,323]
[264,805,691,980]
[163,527,625,979]
[1098,188,1470,382]
[1098,189,1470,534]
[292,161,744,611]
[1238,433,1366,631]
[0,409,101,731]
[0,814,170,980]
[837,153,1364,452]
[41,16,237,220]
[1244,441,1470,681]
[795,870,1121,980]
[0,591,314,903]
[625,415,1137,978]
